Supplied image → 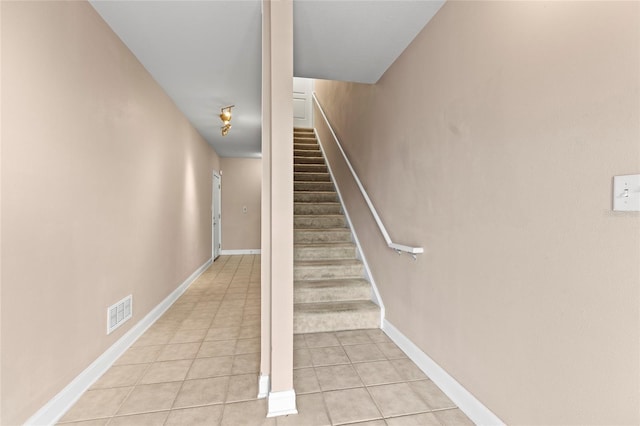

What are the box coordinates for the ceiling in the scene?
[90,1,444,158]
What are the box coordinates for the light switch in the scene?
[613,174,640,211]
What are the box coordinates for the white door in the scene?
[293,77,314,128]
[212,172,221,260]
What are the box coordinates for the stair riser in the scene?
[294,216,346,229]
[294,165,328,173]
[292,127,380,334]
[294,285,370,303]
[294,143,319,150]
[294,204,342,215]
[294,246,356,260]
[294,150,323,158]
[294,192,338,203]
[294,309,379,334]
[293,144,322,157]
[294,264,363,280]
[294,230,351,243]
[294,157,325,164]
[294,173,331,182]
[295,182,335,191]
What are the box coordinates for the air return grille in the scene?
[107,295,132,334]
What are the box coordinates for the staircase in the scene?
[293,128,380,334]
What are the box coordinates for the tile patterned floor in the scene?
[58,255,473,426]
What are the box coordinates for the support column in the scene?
[258,0,272,400]
[261,0,296,417]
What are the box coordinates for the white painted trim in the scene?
[312,93,423,257]
[383,320,505,426]
[213,171,222,260]
[314,128,385,323]
[25,258,213,426]
[220,249,262,255]
[266,389,298,417]
[257,374,270,399]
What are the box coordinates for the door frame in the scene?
[212,171,222,260]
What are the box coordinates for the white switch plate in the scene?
[613,174,640,211]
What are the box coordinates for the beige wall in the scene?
[220,158,262,251]
[1,2,220,424]
[314,1,640,424]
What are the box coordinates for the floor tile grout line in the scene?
[79,342,155,423]
[93,257,231,425]
[346,346,385,425]
[205,256,235,424]
[163,315,210,423]
[218,254,250,424]
[60,255,466,426]
[309,336,334,425]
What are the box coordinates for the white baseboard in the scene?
[314,128,385,324]
[25,258,213,426]
[257,374,270,399]
[266,389,297,417]
[220,249,261,255]
[382,320,504,426]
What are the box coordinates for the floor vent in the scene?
[107,295,132,334]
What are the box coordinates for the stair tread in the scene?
[294,300,379,313]
[294,204,341,208]
[295,183,334,187]
[295,242,355,248]
[294,201,339,204]
[294,172,329,175]
[295,278,369,287]
[294,191,337,195]
[294,204,342,214]
[294,202,340,204]
[292,127,380,333]
[295,259,362,267]
[294,214,344,218]
[294,228,350,232]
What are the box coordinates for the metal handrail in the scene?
[312,92,424,259]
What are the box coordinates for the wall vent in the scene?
[107,295,132,334]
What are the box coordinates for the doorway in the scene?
[212,172,221,260]
[293,77,314,128]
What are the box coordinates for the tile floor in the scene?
[58,255,473,426]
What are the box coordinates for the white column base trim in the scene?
[266,389,298,417]
[25,258,213,426]
[382,320,504,426]
[220,249,261,255]
[257,374,270,399]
